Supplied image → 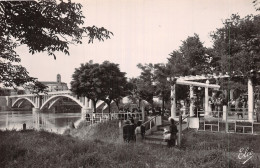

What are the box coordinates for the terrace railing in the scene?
[85,112,143,125]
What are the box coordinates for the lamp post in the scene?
[167,77,177,118]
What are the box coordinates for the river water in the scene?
[0,111,82,134]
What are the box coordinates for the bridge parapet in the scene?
[7,91,97,119]
[8,90,73,98]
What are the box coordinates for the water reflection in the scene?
[0,111,81,134]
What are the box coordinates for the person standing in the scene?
[167,118,178,147]
[130,118,136,142]
[256,100,260,122]
[141,122,146,140]
[135,121,143,142]
[236,97,243,119]
[123,120,131,142]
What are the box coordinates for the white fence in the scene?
[85,112,143,124]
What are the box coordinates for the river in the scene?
[0,111,82,134]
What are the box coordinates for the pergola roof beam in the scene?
[176,80,220,89]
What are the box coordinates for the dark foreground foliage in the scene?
[1,121,260,168]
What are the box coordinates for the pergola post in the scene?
[171,84,176,118]
[89,99,93,109]
[141,102,145,122]
[84,97,89,108]
[189,86,194,117]
[205,80,209,116]
[248,78,254,122]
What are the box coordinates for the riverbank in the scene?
[1,121,260,167]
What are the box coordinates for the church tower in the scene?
[57,74,61,83]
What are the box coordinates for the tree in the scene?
[98,61,128,114]
[211,14,260,75]
[210,14,260,89]
[253,0,260,11]
[167,51,190,77]
[167,35,208,101]
[179,34,208,73]
[71,61,128,114]
[0,1,112,90]
[70,61,104,112]
[127,77,143,107]
[25,81,48,95]
[137,63,156,108]
[168,34,209,76]
[153,63,171,113]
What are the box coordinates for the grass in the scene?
[1,120,260,168]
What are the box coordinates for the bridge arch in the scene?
[12,97,37,108]
[40,95,84,110]
[47,97,62,109]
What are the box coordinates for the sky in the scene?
[17,0,259,88]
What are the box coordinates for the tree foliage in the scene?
[71,61,105,112]
[179,34,209,73]
[210,14,260,76]
[71,61,128,113]
[126,77,142,106]
[0,0,112,90]
[136,63,155,107]
[168,34,209,76]
[153,63,171,110]
[98,61,128,113]
[253,0,260,11]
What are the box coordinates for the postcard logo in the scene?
[238,147,254,164]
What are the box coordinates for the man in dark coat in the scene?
[168,118,178,147]
[123,120,131,142]
[129,118,136,141]
[140,122,146,139]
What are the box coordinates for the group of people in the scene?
[228,97,248,119]
[123,118,145,143]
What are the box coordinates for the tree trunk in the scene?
[151,99,154,110]
[108,103,111,120]
[162,97,165,116]
[93,100,97,113]
[115,99,120,110]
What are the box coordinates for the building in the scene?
[0,74,68,96]
[40,74,68,92]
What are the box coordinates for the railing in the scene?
[175,114,190,126]
[201,110,221,132]
[8,90,72,98]
[142,115,160,132]
[235,121,253,134]
[197,107,260,134]
[114,112,142,120]
[227,108,249,119]
[85,113,108,125]
[85,112,143,125]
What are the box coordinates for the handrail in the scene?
[141,114,160,132]
[175,114,190,125]
[141,114,159,126]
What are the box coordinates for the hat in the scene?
[168,117,174,122]
[124,120,130,124]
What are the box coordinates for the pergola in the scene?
[168,73,255,122]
